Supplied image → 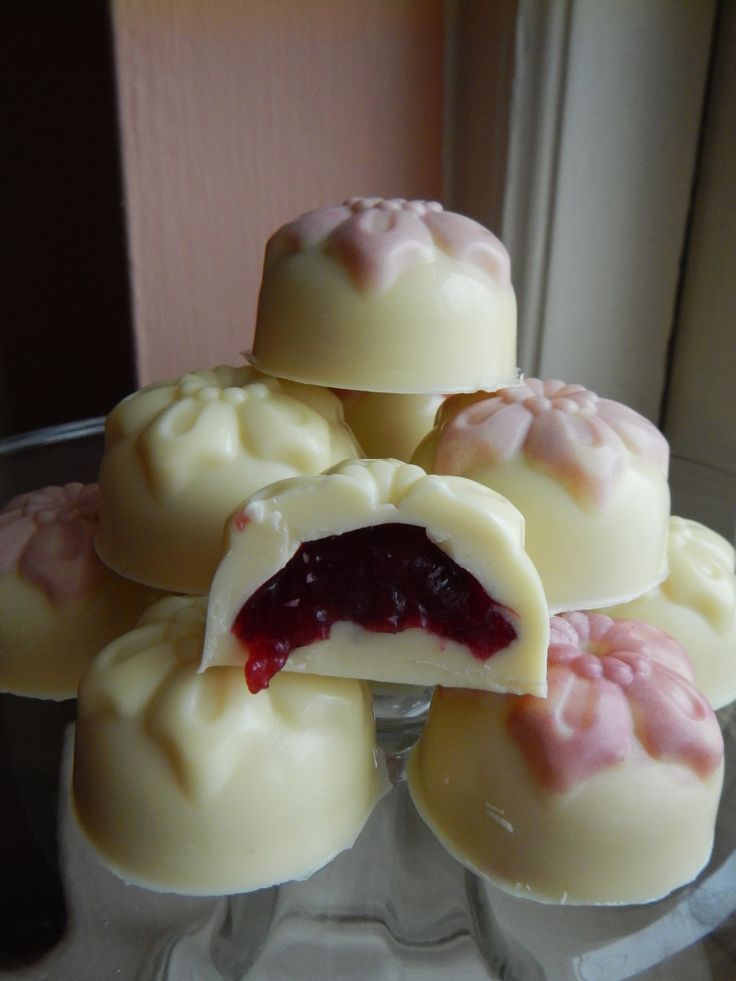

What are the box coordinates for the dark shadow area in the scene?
[0,695,76,969]
[3,1,135,438]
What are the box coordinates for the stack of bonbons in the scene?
[3,198,733,903]
[74,200,554,894]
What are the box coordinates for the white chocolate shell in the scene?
[600,517,736,709]
[414,379,671,611]
[335,390,445,462]
[73,595,386,895]
[0,483,158,699]
[95,365,360,595]
[408,612,724,905]
[250,199,518,393]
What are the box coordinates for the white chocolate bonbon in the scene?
[95,365,360,595]
[202,458,549,697]
[250,198,519,394]
[335,390,445,462]
[600,517,736,709]
[73,595,386,895]
[0,483,158,700]
[408,612,724,905]
[413,379,671,612]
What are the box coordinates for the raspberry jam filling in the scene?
[233,523,517,693]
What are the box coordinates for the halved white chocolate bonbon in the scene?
[414,379,671,612]
[600,516,736,709]
[73,595,386,895]
[95,365,360,595]
[202,458,549,697]
[408,612,724,905]
[250,198,519,394]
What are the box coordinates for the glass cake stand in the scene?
[1,420,736,981]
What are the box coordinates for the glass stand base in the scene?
[239,781,543,981]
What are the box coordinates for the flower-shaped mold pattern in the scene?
[507,612,723,794]
[106,365,357,500]
[662,518,735,630]
[96,365,360,594]
[600,517,736,709]
[432,379,669,510]
[264,197,511,295]
[0,483,101,603]
[74,595,386,895]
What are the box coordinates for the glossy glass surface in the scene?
[1,423,735,980]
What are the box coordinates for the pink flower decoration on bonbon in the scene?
[507,612,723,793]
[434,379,669,508]
[0,483,102,603]
[263,197,511,294]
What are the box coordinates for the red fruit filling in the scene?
[233,523,517,693]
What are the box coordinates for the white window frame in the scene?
[448,0,733,538]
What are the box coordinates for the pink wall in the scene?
[112,0,445,385]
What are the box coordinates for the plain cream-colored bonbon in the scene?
[600,517,736,709]
[337,391,445,462]
[408,683,723,905]
[202,458,549,697]
[73,595,386,895]
[250,199,518,394]
[95,365,360,595]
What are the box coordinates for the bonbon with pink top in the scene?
[0,483,157,699]
[408,611,724,905]
[413,378,671,611]
[251,198,519,393]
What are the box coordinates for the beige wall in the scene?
[112,0,445,385]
